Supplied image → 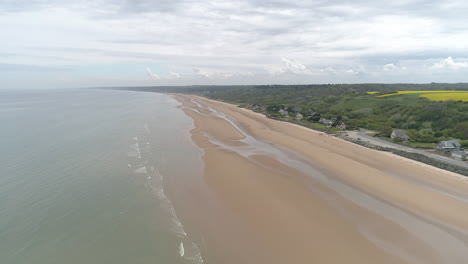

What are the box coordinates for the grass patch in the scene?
[408,142,437,149]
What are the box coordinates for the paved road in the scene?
[345,129,468,170]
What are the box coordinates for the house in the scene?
[437,140,461,150]
[391,129,410,141]
[296,113,303,120]
[278,109,289,116]
[335,121,347,130]
[451,150,467,161]
[319,117,334,128]
[319,117,333,125]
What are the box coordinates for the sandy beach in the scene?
[173,94,468,264]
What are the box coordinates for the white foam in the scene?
[148,167,203,263]
[179,241,185,257]
[129,130,204,264]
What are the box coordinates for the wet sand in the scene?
[173,94,468,264]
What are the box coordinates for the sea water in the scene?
[0,89,203,264]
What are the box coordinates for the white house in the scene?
[278,109,289,116]
[391,129,410,141]
[437,140,461,150]
[336,121,347,130]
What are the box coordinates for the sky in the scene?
[1,0,468,88]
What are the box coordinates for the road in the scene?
[345,129,468,170]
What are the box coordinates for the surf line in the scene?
[179,241,185,257]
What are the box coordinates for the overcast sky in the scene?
[1,0,468,88]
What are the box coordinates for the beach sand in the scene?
[172,94,468,264]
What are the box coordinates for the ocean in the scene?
[0,89,204,264]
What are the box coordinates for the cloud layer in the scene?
[1,0,468,88]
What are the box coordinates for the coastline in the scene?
[173,94,468,264]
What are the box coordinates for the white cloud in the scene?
[169,71,181,79]
[146,68,182,80]
[279,58,312,75]
[321,67,337,74]
[383,63,408,72]
[146,67,160,80]
[3,0,468,88]
[192,68,211,78]
[432,57,468,70]
[345,69,359,75]
[383,63,397,71]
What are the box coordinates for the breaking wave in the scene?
[128,134,204,264]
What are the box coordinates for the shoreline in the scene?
[173,94,468,264]
[185,94,468,180]
[213,96,468,177]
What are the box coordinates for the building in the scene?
[335,121,347,130]
[451,150,467,161]
[296,113,303,120]
[437,140,461,150]
[391,129,410,141]
[278,109,289,116]
[319,117,334,127]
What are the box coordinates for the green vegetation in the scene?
[110,83,468,143]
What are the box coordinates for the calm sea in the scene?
[0,89,204,264]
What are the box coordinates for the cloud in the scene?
[345,69,359,75]
[146,68,182,80]
[146,67,161,80]
[383,63,397,71]
[169,71,181,78]
[3,0,468,88]
[192,68,211,78]
[279,58,312,74]
[320,67,337,74]
[432,57,468,70]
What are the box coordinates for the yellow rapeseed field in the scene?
[376,90,468,102]
[420,93,468,102]
[366,91,379,94]
[377,90,467,97]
